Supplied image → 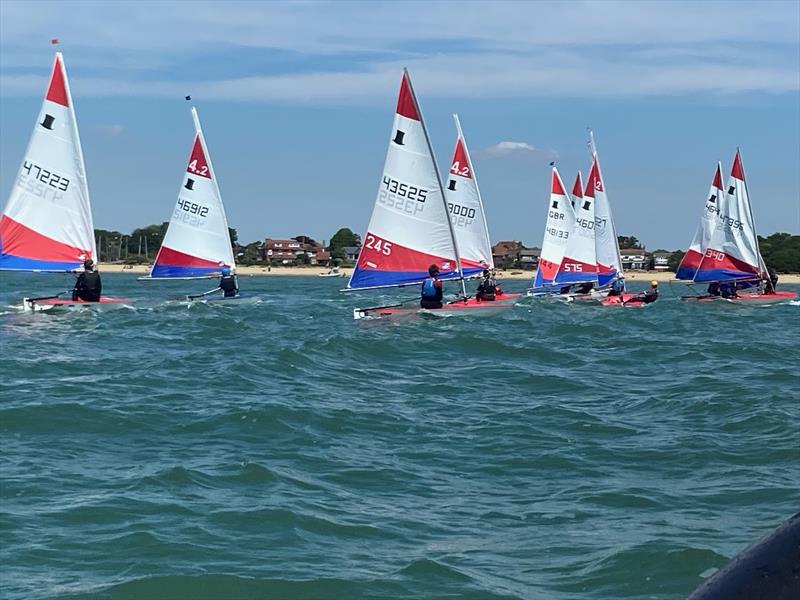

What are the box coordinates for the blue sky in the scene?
[1,0,798,250]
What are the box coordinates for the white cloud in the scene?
[92,124,125,136]
[0,1,797,102]
[479,142,558,163]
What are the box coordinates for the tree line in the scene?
[94,224,799,272]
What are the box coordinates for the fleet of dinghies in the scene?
[0,55,796,313]
[674,151,797,305]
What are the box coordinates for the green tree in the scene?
[228,227,238,246]
[617,235,642,249]
[236,241,263,265]
[127,222,169,259]
[328,228,361,260]
[759,233,800,273]
[667,250,685,272]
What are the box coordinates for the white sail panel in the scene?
[554,171,597,284]
[0,52,96,272]
[348,71,456,289]
[587,156,622,286]
[676,163,724,280]
[694,150,763,282]
[149,108,235,278]
[445,115,493,274]
[533,167,576,288]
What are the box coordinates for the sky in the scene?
[1,0,798,250]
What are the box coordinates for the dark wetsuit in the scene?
[707,283,721,297]
[220,275,239,297]
[420,277,443,309]
[641,288,658,304]
[476,277,497,301]
[576,282,594,294]
[72,270,101,302]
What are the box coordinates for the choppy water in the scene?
[1,272,798,600]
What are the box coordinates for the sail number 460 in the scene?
[365,234,392,256]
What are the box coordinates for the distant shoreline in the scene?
[96,263,800,284]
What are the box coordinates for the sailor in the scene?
[420,264,443,309]
[575,282,594,295]
[764,268,779,294]
[607,277,625,297]
[72,259,102,302]
[720,282,737,298]
[707,282,721,297]
[219,266,239,297]
[476,269,501,301]
[641,280,659,304]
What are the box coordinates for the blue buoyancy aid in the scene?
[421,277,438,299]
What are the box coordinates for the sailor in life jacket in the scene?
[476,269,502,301]
[72,258,102,302]
[219,266,239,297]
[607,277,625,296]
[420,264,444,309]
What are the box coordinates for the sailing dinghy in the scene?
[680,150,796,305]
[139,107,235,287]
[348,70,518,319]
[527,167,577,297]
[0,52,129,311]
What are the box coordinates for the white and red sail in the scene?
[348,70,458,289]
[445,115,493,276]
[0,53,96,271]
[676,163,724,280]
[694,150,765,282]
[148,107,235,278]
[587,155,623,287]
[533,167,576,288]
[554,171,597,285]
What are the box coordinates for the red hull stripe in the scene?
[396,72,420,121]
[154,245,221,268]
[0,215,90,262]
[46,55,69,107]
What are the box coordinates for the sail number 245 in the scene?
[365,234,392,256]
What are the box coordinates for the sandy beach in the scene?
[98,263,800,283]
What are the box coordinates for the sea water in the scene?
[1,272,798,600]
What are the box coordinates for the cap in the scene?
[221,266,231,276]
[650,280,658,286]
[83,258,94,269]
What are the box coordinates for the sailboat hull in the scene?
[22,296,132,312]
[680,291,797,305]
[354,293,521,320]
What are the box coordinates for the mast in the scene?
[60,51,97,262]
[587,128,624,280]
[191,106,235,270]
[737,148,768,279]
[453,113,492,270]
[404,69,467,297]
